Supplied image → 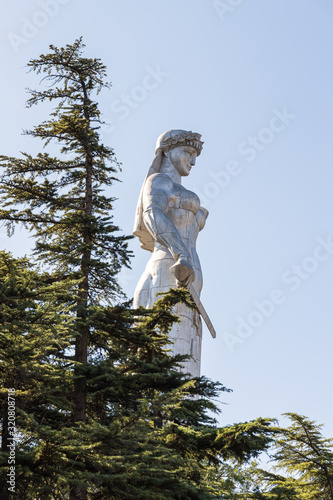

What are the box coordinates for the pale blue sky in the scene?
[1,0,333,438]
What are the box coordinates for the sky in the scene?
[1,0,333,440]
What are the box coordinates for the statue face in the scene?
[168,146,197,176]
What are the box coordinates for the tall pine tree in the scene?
[0,38,131,413]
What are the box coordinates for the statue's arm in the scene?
[143,174,190,259]
[142,174,194,285]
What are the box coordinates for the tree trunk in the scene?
[70,89,93,500]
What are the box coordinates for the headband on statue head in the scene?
[155,129,204,157]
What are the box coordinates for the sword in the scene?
[170,259,217,339]
[189,284,216,339]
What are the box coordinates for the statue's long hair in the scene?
[133,150,164,252]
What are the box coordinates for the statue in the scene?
[133,129,214,377]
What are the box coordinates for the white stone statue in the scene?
[133,129,210,377]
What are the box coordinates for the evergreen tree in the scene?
[262,413,333,500]
[0,266,274,499]
[223,413,333,500]
[0,251,75,499]
[0,39,276,499]
[0,38,131,498]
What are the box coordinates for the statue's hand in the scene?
[170,255,195,287]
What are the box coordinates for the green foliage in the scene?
[0,251,75,498]
[265,413,333,500]
[219,414,333,500]
[0,251,74,398]
[0,266,275,498]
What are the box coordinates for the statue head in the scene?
[133,129,204,251]
[154,130,203,177]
